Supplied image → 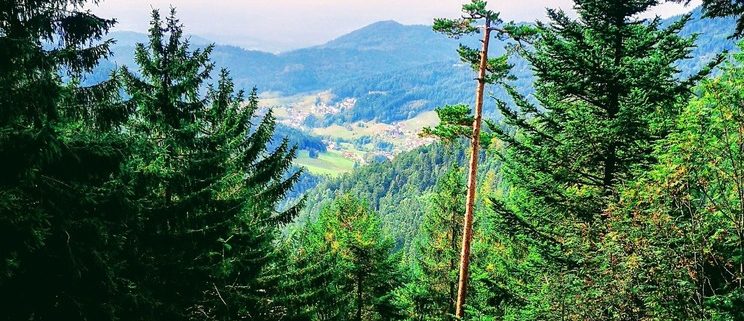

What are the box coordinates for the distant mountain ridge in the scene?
[317,20,465,54]
[90,6,737,126]
[87,6,742,216]
[95,19,470,94]
[108,31,214,47]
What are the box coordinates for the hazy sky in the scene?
[90,0,703,52]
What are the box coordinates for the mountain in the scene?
[89,7,738,128]
[318,20,467,57]
[282,7,742,250]
[70,4,744,269]
[92,20,472,94]
[109,31,214,47]
[82,6,739,183]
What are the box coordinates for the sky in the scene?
[89,0,703,52]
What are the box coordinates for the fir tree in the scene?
[282,195,401,321]
[399,166,465,321]
[280,216,355,321]
[118,9,301,320]
[604,43,744,320]
[489,0,721,318]
[201,72,304,321]
[0,0,129,319]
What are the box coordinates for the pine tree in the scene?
[0,0,129,319]
[118,9,301,320]
[489,0,721,318]
[425,1,528,316]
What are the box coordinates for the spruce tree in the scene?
[118,10,214,318]
[280,217,354,321]
[399,167,465,321]
[604,44,744,320]
[0,0,129,319]
[201,72,304,321]
[118,9,301,320]
[490,0,720,318]
[281,195,401,321]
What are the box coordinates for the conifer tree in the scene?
[280,217,354,321]
[118,10,215,318]
[399,167,465,321]
[281,195,401,321]
[119,9,301,320]
[425,1,528,316]
[489,0,720,318]
[0,0,129,319]
[604,44,744,320]
[201,72,304,321]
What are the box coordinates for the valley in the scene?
[261,90,437,174]
[88,7,736,178]
[9,0,744,319]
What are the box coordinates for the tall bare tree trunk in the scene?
[356,270,363,321]
[454,19,491,319]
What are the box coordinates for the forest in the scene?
[2,0,744,320]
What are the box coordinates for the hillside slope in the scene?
[299,142,502,250]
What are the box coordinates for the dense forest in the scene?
[2,0,744,320]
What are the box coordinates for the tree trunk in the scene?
[449,206,458,318]
[356,270,363,321]
[603,13,624,196]
[454,19,491,319]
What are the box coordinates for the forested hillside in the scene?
[299,143,501,252]
[3,0,744,320]
[82,7,742,183]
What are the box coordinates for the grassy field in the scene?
[263,91,440,175]
[400,110,438,129]
[294,150,356,176]
[311,123,389,140]
[311,111,438,149]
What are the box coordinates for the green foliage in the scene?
[280,195,401,321]
[4,1,744,321]
[117,9,302,320]
[302,143,501,253]
[274,124,327,154]
[486,0,722,319]
[422,104,474,141]
[601,43,744,320]
[395,166,525,321]
[0,3,303,319]
[397,167,465,321]
[0,0,125,320]
[425,1,519,144]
